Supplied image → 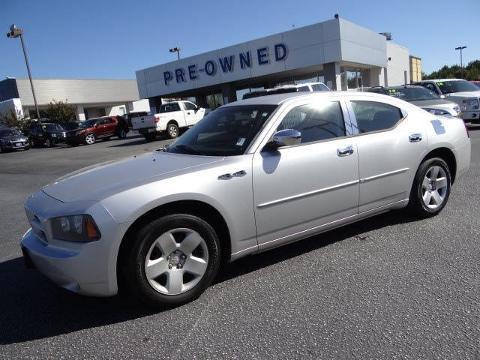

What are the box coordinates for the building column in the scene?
[195,95,208,108]
[324,62,342,91]
[76,105,86,121]
[221,84,237,104]
[364,67,384,87]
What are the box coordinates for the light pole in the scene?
[169,47,181,60]
[6,24,41,120]
[455,45,467,69]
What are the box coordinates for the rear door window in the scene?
[351,101,403,133]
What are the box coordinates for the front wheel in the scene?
[407,157,451,217]
[122,214,221,308]
[85,133,96,145]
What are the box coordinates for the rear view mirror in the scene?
[264,129,302,150]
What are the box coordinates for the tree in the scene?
[424,60,480,80]
[44,100,76,123]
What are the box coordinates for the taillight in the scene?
[154,115,160,123]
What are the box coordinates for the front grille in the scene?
[25,208,48,244]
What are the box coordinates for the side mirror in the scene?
[265,129,302,150]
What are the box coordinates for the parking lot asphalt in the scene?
[1,129,479,359]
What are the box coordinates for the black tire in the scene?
[144,133,156,142]
[118,129,127,139]
[121,214,221,308]
[85,133,96,145]
[407,157,451,218]
[167,122,179,139]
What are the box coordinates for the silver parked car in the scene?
[21,92,471,307]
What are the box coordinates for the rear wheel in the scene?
[167,123,179,139]
[122,214,221,308]
[144,133,156,142]
[118,129,127,139]
[407,157,451,217]
[85,134,96,145]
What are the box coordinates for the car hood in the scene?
[42,152,224,202]
[445,91,480,98]
[1,134,28,142]
[410,99,455,107]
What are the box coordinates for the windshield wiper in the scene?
[169,144,201,155]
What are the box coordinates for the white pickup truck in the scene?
[132,100,206,140]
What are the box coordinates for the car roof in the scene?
[227,91,399,106]
[420,79,464,82]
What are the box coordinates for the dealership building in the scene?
[136,17,421,110]
[0,78,148,120]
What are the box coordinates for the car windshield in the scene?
[472,82,480,89]
[436,80,479,94]
[166,105,277,156]
[79,119,99,128]
[388,87,439,101]
[43,123,63,131]
[0,129,21,137]
[311,83,330,91]
[63,122,80,130]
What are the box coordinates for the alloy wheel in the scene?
[144,228,209,296]
[421,165,448,210]
[168,124,178,138]
[85,134,95,145]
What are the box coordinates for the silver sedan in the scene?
[21,92,471,307]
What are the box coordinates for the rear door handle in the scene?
[409,133,422,142]
[337,145,354,157]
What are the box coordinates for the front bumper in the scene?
[2,141,29,150]
[21,228,115,296]
[20,191,124,297]
[460,110,480,122]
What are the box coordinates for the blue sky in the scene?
[1,0,479,80]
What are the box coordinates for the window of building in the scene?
[351,101,403,133]
[277,101,346,144]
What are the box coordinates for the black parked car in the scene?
[0,128,30,152]
[29,122,67,147]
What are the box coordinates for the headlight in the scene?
[50,215,101,242]
[462,98,480,111]
[424,108,451,116]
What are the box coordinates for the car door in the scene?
[183,102,199,126]
[94,119,108,138]
[348,99,427,213]
[104,117,117,136]
[252,99,359,249]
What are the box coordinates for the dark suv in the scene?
[28,122,66,147]
[66,116,128,145]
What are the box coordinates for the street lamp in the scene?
[169,47,181,60]
[6,24,41,120]
[455,45,467,69]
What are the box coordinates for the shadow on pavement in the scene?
[0,210,419,345]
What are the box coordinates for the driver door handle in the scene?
[337,145,354,157]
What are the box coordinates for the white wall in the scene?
[0,98,24,119]
[385,42,410,86]
[128,99,150,113]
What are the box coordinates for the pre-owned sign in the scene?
[163,43,288,86]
